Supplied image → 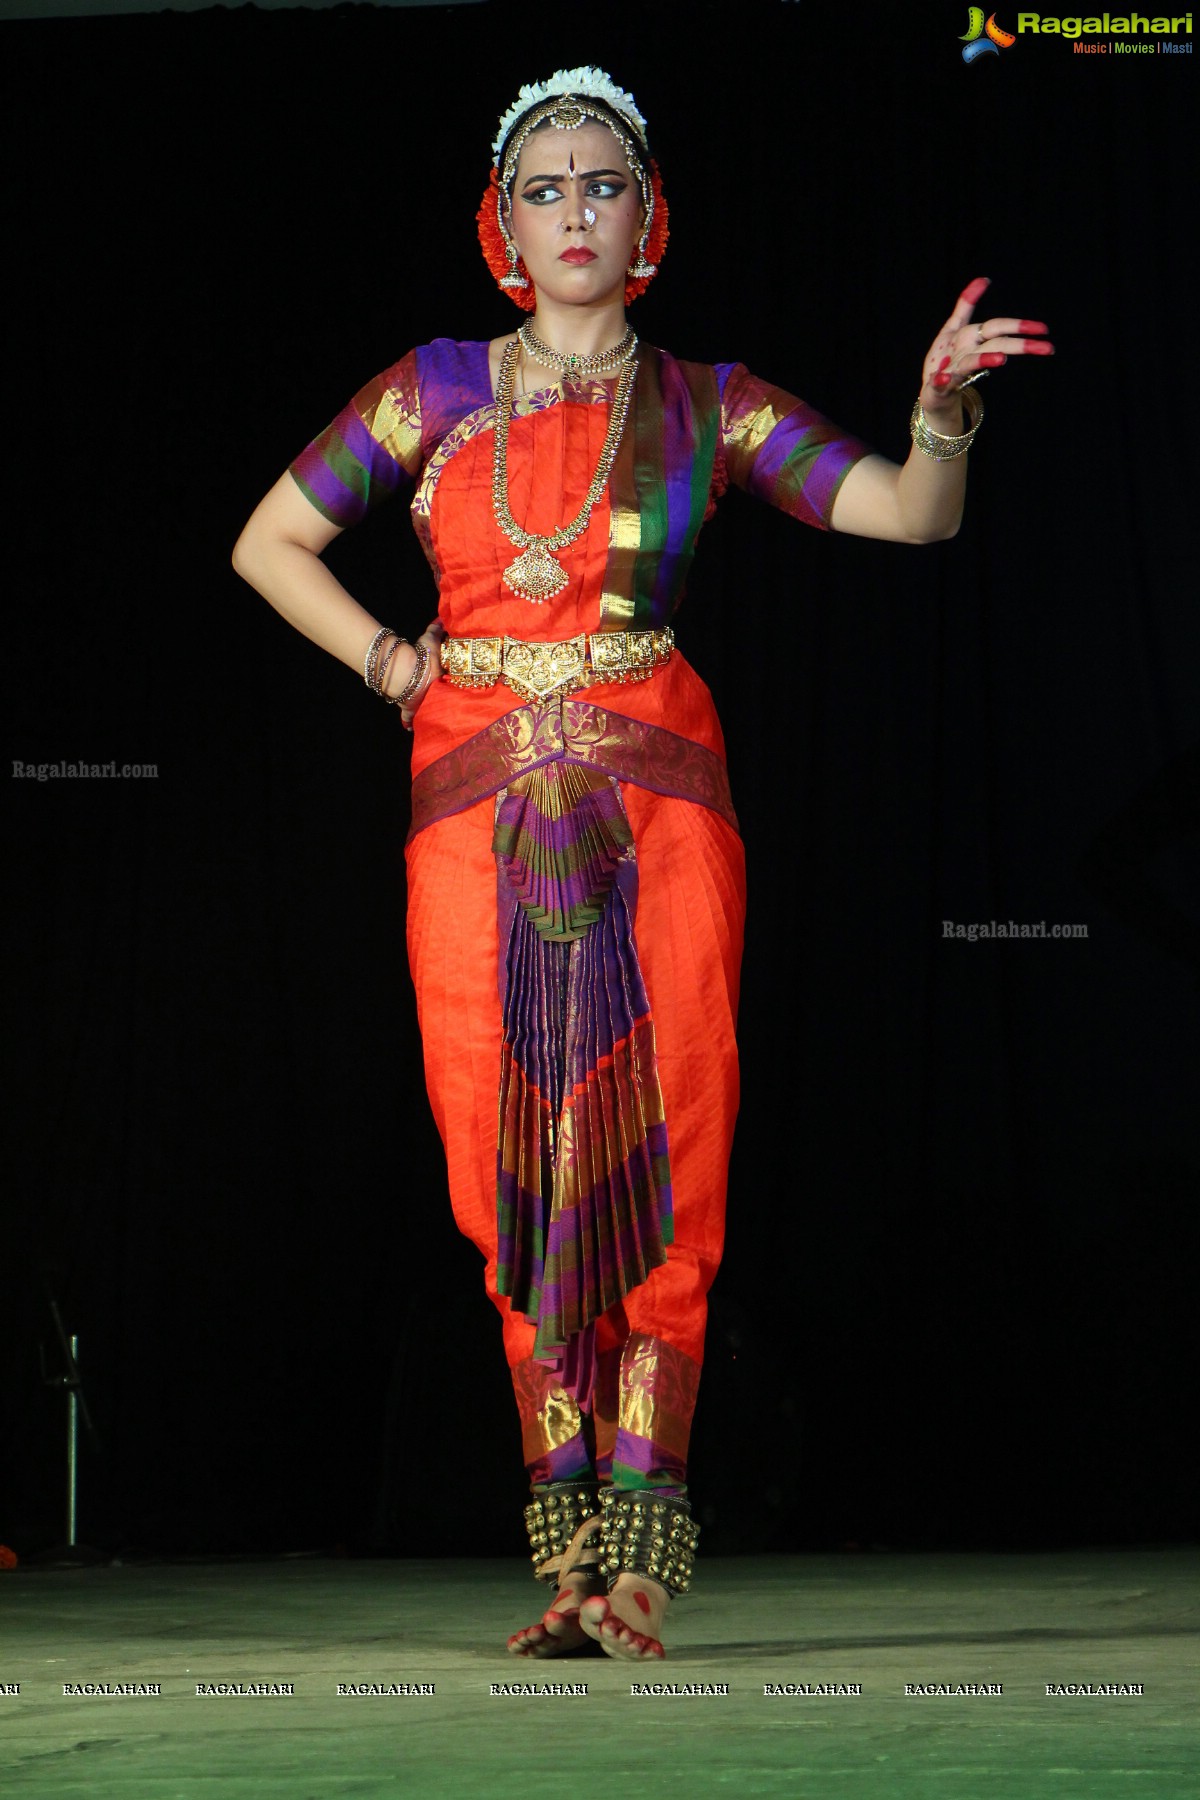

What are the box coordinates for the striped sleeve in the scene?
[288,349,423,528]
[715,362,874,532]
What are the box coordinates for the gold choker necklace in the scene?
[492,337,639,603]
[517,321,637,379]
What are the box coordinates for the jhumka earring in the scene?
[497,197,529,289]
[627,190,656,278]
[628,235,656,279]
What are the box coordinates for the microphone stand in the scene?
[35,1294,106,1566]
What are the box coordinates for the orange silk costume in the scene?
[290,337,872,1489]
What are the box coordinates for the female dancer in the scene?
[232,67,1052,1662]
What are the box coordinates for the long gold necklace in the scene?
[492,337,639,604]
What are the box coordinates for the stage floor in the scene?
[1,1549,1197,1798]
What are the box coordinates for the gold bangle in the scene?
[391,639,431,707]
[376,635,403,693]
[364,626,401,690]
[909,384,984,461]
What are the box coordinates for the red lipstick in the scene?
[559,247,597,264]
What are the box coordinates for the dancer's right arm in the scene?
[232,471,423,695]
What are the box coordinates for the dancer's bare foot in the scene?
[579,1574,670,1661]
[506,1569,607,1658]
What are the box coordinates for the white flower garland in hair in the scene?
[491,66,648,163]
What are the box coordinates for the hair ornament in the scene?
[491,67,648,164]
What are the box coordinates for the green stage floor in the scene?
[1,1550,1197,1798]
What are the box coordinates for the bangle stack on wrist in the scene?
[364,626,405,691]
[909,382,984,461]
[362,627,437,726]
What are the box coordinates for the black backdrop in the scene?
[4,0,1196,1561]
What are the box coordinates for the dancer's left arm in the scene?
[828,277,1053,544]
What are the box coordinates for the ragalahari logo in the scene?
[961,8,1017,58]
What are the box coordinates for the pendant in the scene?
[503,542,569,604]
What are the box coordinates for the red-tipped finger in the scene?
[1019,320,1049,334]
[1023,339,1055,354]
[960,276,991,307]
[979,352,1007,368]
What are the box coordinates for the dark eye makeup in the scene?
[519,175,629,206]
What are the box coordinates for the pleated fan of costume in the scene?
[493,760,672,1410]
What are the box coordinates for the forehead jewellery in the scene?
[492,333,640,602]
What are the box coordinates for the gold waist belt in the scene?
[440,628,674,704]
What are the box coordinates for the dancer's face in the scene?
[506,122,643,308]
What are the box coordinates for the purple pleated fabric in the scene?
[493,767,673,1409]
[493,762,633,944]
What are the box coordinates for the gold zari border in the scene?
[408,697,738,842]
